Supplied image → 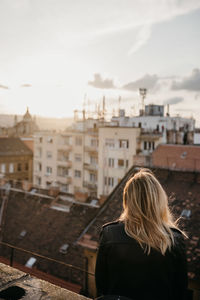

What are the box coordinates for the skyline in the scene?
[0,0,200,125]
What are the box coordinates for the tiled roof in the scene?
[0,138,33,156]
[0,189,98,284]
[78,167,200,283]
[152,144,200,171]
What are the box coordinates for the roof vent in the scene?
[25,257,36,268]
[59,244,69,254]
[19,230,27,239]
[90,199,98,206]
[181,151,187,159]
[181,209,191,219]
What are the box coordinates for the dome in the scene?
[23,107,32,121]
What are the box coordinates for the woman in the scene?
[95,169,188,300]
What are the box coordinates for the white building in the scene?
[33,104,196,200]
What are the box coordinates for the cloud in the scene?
[128,25,152,55]
[123,74,158,91]
[21,83,32,88]
[88,73,116,89]
[171,69,200,91]
[0,84,9,89]
[163,97,184,105]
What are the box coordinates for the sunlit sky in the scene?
[0,0,200,125]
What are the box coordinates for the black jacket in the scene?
[95,221,188,300]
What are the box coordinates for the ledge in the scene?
[0,262,91,300]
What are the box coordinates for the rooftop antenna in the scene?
[118,96,121,116]
[167,104,170,116]
[139,88,147,116]
[102,96,106,119]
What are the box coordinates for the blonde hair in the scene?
[119,168,186,255]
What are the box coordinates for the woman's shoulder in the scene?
[102,220,121,229]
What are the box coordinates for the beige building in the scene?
[97,127,141,198]
[33,120,99,200]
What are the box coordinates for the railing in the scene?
[83,163,98,172]
[0,241,94,291]
[83,181,97,190]
[84,146,98,154]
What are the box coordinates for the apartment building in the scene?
[33,119,100,200]
[33,104,196,200]
[97,127,141,198]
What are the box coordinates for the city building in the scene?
[0,108,38,138]
[33,104,196,200]
[0,137,33,184]
[1,166,199,299]
[152,144,200,171]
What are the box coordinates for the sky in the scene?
[0,0,200,125]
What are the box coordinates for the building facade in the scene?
[0,137,33,184]
[33,105,196,200]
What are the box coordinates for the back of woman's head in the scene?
[120,168,184,255]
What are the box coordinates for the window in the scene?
[37,163,42,172]
[75,137,82,146]
[9,163,14,173]
[90,173,96,182]
[108,158,114,167]
[17,163,21,172]
[60,184,69,193]
[118,159,124,167]
[152,142,155,150]
[25,163,29,171]
[126,160,129,168]
[47,137,53,143]
[47,151,52,158]
[57,166,68,177]
[57,150,68,162]
[75,170,81,178]
[105,138,115,148]
[36,177,41,185]
[90,156,97,165]
[105,176,114,186]
[104,176,107,185]
[1,163,6,173]
[75,154,82,162]
[108,177,114,186]
[39,137,43,143]
[119,139,129,149]
[144,141,147,150]
[91,139,98,147]
[46,166,52,175]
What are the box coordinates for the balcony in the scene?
[57,175,72,184]
[83,163,98,172]
[83,181,97,190]
[84,146,98,156]
[57,160,72,168]
[139,131,162,141]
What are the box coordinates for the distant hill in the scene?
[0,114,73,131]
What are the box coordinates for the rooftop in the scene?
[78,167,200,283]
[0,262,91,300]
[0,137,33,156]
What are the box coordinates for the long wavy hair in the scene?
[119,168,186,255]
